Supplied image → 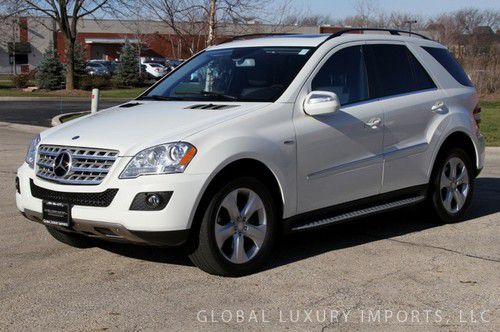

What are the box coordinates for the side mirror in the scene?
[303,91,340,116]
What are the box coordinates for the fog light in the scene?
[146,194,161,207]
[129,191,173,211]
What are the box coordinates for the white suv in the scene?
[16,29,485,276]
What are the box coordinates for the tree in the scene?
[117,39,140,87]
[140,0,297,56]
[352,0,380,27]
[73,42,87,88]
[36,42,64,90]
[5,0,121,90]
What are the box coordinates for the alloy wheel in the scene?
[440,156,469,214]
[214,188,267,264]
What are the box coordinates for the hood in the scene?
[41,101,268,155]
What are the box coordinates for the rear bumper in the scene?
[22,209,189,246]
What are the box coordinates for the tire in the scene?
[46,227,95,248]
[188,177,277,276]
[427,148,475,223]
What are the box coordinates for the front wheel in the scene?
[428,148,474,223]
[188,177,277,276]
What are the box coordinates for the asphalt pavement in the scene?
[0,122,498,331]
[0,100,127,126]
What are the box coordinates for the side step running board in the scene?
[291,196,426,231]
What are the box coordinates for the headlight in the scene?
[25,134,41,169]
[120,142,196,179]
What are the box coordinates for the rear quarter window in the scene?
[422,47,473,87]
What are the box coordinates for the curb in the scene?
[51,111,89,126]
[0,121,48,134]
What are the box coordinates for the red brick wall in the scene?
[55,32,213,62]
[19,18,28,42]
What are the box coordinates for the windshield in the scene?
[140,47,314,102]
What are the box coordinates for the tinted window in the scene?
[142,47,313,102]
[422,46,473,87]
[408,51,436,91]
[312,46,369,105]
[365,44,436,98]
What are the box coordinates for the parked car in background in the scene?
[85,62,109,76]
[88,60,118,75]
[143,62,167,79]
[165,59,183,72]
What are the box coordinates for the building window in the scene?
[9,54,29,65]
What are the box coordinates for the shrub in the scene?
[79,75,111,90]
[116,40,142,87]
[37,42,65,90]
[12,73,30,88]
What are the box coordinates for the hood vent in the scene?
[119,102,142,108]
[186,104,238,110]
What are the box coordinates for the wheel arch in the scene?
[186,158,285,248]
[429,130,479,180]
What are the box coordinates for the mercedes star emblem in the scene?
[52,151,72,177]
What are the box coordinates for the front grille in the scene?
[30,179,118,207]
[36,145,119,185]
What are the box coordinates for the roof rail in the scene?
[325,28,430,41]
[218,33,295,44]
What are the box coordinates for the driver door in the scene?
[294,43,384,213]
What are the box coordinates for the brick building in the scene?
[0,16,319,74]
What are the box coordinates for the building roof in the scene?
[84,38,140,44]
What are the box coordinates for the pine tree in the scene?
[36,42,65,90]
[117,39,140,87]
[73,43,87,89]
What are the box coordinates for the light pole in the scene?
[405,20,418,35]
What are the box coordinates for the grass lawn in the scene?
[0,86,145,99]
[480,100,500,146]
[99,87,146,99]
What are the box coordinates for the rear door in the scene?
[364,42,445,192]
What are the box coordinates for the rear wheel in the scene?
[46,227,95,248]
[428,148,474,223]
[188,177,277,276]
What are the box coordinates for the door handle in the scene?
[431,101,445,112]
[365,117,382,129]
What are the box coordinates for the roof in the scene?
[208,31,440,51]
[208,34,330,50]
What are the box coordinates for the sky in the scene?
[295,0,500,18]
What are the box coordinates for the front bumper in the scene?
[16,162,209,246]
[21,209,189,246]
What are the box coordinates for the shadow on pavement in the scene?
[97,177,500,271]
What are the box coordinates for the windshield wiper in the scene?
[174,90,238,101]
[139,95,183,101]
[200,90,238,101]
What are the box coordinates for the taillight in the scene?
[473,104,481,127]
